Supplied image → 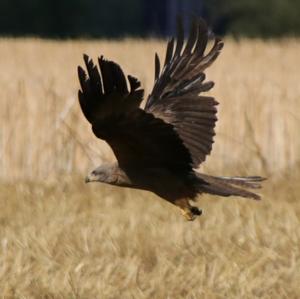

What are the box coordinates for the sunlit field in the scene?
[0,37,299,298]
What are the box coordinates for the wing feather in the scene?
[164,38,175,67]
[174,17,184,57]
[145,17,223,168]
[78,17,223,172]
[154,53,160,81]
[183,18,198,55]
[78,55,193,172]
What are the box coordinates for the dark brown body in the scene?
[120,167,196,199]
[87,163,201,219]
[86,163,264,220]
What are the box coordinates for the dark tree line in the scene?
[203,0,300,37]
[0,0,299,38]
[0,0,142,37]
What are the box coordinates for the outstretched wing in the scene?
[78,55,192,172]
[145,17,224,168]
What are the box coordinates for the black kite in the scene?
[78,18,265,221]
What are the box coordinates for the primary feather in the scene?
[145,17,223,167]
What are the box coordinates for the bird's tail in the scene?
[195,173,266,200]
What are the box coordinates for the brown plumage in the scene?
[78,17,265,221]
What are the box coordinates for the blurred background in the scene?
[1,0,300,38]
[1,1,300,298]
[0,0,299,181]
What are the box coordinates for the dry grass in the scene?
[0,37,299,179]
[0,37,300,298]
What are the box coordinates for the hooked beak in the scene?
[85,172,98,183]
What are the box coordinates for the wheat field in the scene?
[0,37,300,298]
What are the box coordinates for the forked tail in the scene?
[195,173,266,200]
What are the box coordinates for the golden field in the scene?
[0,37,300,298]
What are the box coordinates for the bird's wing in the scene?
[145,17,224,168]
[78,55,193,172]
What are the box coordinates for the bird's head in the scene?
[85,164,118,184]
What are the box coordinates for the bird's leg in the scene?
[174,198,202,221]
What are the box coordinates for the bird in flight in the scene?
[78,17,265,221]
